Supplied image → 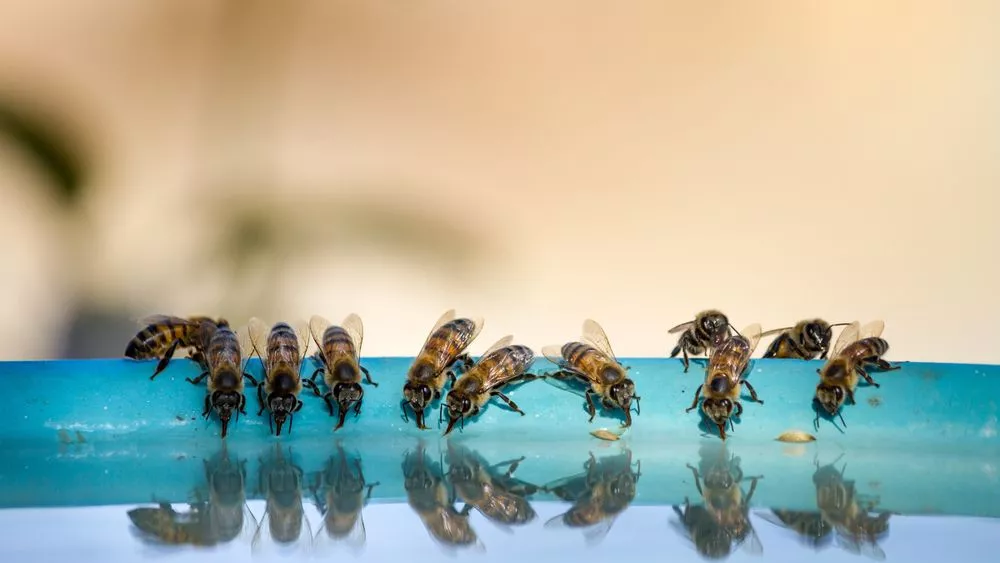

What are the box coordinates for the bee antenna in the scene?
[828,323,852,328]
[728,323,742,338]
[837,411,847,428]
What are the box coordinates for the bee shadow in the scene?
[811,400,847,434]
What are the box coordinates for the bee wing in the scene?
[582,516,618,546]
[246,317,270,362]
[834,530,886,561]
[760,326,792,337]
[667,320,695,334]
[291,320,311,360]
[478,335,515,361]
[741,323,763,355]
[237,502,260,543]
[341,313,365,359]
[582,319,617,362]
[136,314,188,327]
[309,315,333,356]
[738,524,764,556]
[251,506,314,557]
[465,316,486,347]
[830,321,861,358]
[859,320,885,340]
[422,309,457,346]
[311,512,367,556]
[541,344,568,367]
[481,344,535,391]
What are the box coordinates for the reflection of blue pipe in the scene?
[0,358,998,513]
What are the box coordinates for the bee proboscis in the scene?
[184,323,258,438]
[246,318,310,436]
[686,323,765,440]
[306,313,377,431]
[403,309,484,430]
[668,310,733,373]
[124,315,224,379]
[442,335,539,435]
[814,320,899,429]
[542,319,641,427]
[761,319,851,360]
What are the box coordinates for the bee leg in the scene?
[490,390,525,415]
[202,394,212,418]
[685,464,704,496]
[685,384,703,412]
[334,407,348,431]
[400,400,411,423]
[874,358,901,372]
[741,380,764,405]
[360,365,378,387]
[150,340,181,380]
[459,503,474,517]
[846,387,857,405]
[238,393,247,416]
[303,378,322,396]
[681,347,690,373]
[456,353,475,371]
[242,372,259,387]
[633,395,642,415]
[855,365,881,388]
[186,371,209,385]
[669,343,681,358]
[445,369,458,385]
[584,390,599,422]
[734,402,744,417]
[309,367,324,383]
[353,400,362,416]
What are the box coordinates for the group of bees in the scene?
[124,308,899,440]
[673,446,892,560]
[128,442,642,552]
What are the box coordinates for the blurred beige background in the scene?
[0,1,997,363]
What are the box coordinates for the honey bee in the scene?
[403,442,483,549]
[671,445,763,558]
[306,314,378,431]
[668,310,733,373]
[246,318,310,436]
[686,323,765,440]
[442,335,539,435]
[812,455,893,559]
[201,443,257,544]
[445,441,539,527]
[124,315,225,379]
[814,320,899,428]
[309,444,379,553]
[403,309,484,430]
[252,445,313,555]
[761,319,851,360]
[542,319,641,427]
[127,501,214,547]
[544,450,641,545]
[183,324,258,438]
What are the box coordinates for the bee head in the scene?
[443,392,473,436]
[267,393,302,436]
[803,320,831,350]
[702,312,731,345]
[210,390,244,438]
[701,398,734,438]
[609,378,636,410]
[403,381,434,413]
[815,385,844,414]
[333,382,363,410]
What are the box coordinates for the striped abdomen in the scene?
[707,336,751,384]
[561,342,621,384]
[841,338,890,365]
[124,316,220,358]
[322,326,357,364]
[265,323,302,374]
[419,318,478,371]
[207,326,243,390]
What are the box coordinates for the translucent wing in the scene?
[738,525,764,556]
[464,316,486,349]
[237,325,255,370]
[582,319,617,361]
[247,317,271,362]
[341,313,365,359]
[136,314,189,327]
[541,344,568,367]
[251,506,314,557]
[479,335,515,360]
[859,320,885,340]
[292,320,311,360]
[234,503,259,543]
[830,321,861,358]
[760,326,793,337]
[740,323,763,355]
[668,320,695,334]
[311,511,366,556]
[481,343,535,390]
[309,315,333,356]
[422,309,457,346]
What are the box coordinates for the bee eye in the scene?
[422,387,432,401]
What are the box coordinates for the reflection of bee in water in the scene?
[306,314,378,431]
[761,319,851,360]
[544,449,641,545]
[253,445,313,555]
[403,310,484,430]
[124,315,225,380]
[127,501,213,547]
[543,319,640,427]
[815,320,899,428]
[671,445,762,559]
[184,324,258,438]
[812,455,893,560]
[246,318,310,436]
[402,442,483,549]
[309,444,379,552]
[445,441,539,527]
[687,324,765,440]
[202,443,257,544]
[756,510,833,551]
[669,310,733,373]
[442,335,539,435]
